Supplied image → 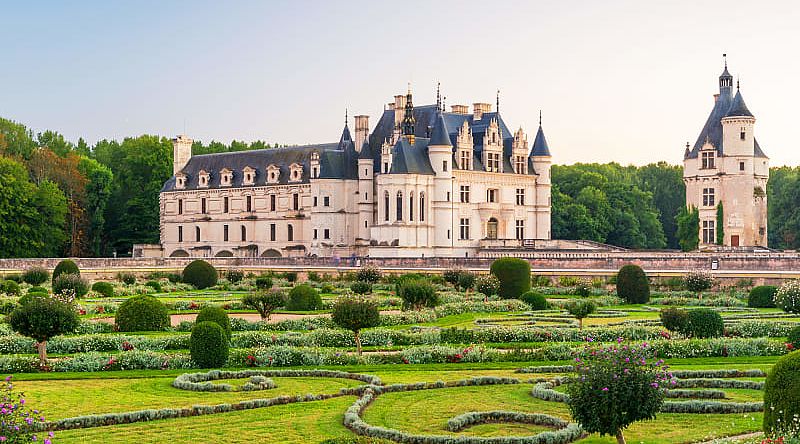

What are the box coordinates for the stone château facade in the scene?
[683,59,769,248]
[156,87,552,258]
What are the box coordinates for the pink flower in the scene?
[601,387,609,391]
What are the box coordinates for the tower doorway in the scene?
[731,235,740,247]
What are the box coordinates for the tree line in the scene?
[0,116,797,256]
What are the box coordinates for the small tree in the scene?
[8,297,79,365]
[685,271,714,299]
[190,321,229,368]
[566,300,596,330]
[242,289,287,320]
[331,295,381,355]
[456,272,476,293]
[675,205,700,252]
[716,203,725,245]
[396,279,438,310]
[475,275,500,297]
[52,259,80,282]
[616,264,650,304]
[443,269,463,287]
[567,342,672,444]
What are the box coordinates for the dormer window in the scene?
[175,173,187,189]
[198,170,210,188]
[242,166,255,186]
[267,164,280,184]
[220,168,232,186]
[701,151,716,169]
[310,152,320,179]
[289,163,303,182]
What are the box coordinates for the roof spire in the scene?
[539,110,542,126]
[345,108,348,126]
[737,78,740,90]
[401,82,416,142]
[436,82,442,112]
[723,53,727,69]
[496,89,500,114]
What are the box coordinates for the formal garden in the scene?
[0,259,799,443]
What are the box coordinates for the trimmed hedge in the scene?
[286,284,323,311]
[195,306,231,340]
[616,264,650,304]
[91,282,115,298]
[660,308,689,333]
[52,274,89,298]
[520,291,549,310]
[686,308,724,338]
[52,259,80,282]
[190,321,229,368]
[350,281,372,295]
[763,350,800,435]
[490,257,531,299]
[182,260,218,290]
[748,285,777,308]
[115,295,170,332]
[395,279,438,310]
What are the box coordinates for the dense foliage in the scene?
[242,289,287,320]
[115,295,170,332]
[395,279,438,310]
[659,308,690,333]
[195,306,232,340]
[255,276,273,290]
[520,291,549,310]
[331,296,381,355]
[675,206,700,251]
[286,284,323,311]
[182,260,218,290]
[8,296,79,363]
[763,351,800,436]
[685,309,724,338]
[566,342,672,443]
[52,273,90,298]
[190,321,229,368]
[355,267,381,283]
[91,281,115,298]
[566,300,596,330]
[489,257,531,299]
[685,271,714,294]
[475,275,500,297]
[775,280,800,314]
[748,285,778,308]
[52,259,80,281]
[21,266,49,285]
[788,326,800,350]
[350,281,373,295]
[616,265,650,304]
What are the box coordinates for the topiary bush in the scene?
[616,264,650,304]
[475,275,500,297]
[1,280,21,296]
[255,276,273,290]
[195,306,231,340]
[350,281,372,295]
[190,321,229,368]
[685,308,724,338]
[659,308,689,333]
[396,279,438,310]
[748,285,778,308]
[182,260,218,290]
[489,257,531,299]
[91,281,115,298]
[115,295,170,332]
[116,272,136,285]
[286,284,323,311]
[52,273,89,298]
[775,280,800,314]
[520,291,548,310]
[788,326,800,351]
[355,266,381,283]
[9,296,79,364]
[566,300,596,330]
[52,259,80,282]
[145,280,162,292]
[763,350,800,436]
[242,289,287,320]
[685,271,714,295]
[331,295,381,355]
[226,269,244,284]
[21,266,49,285]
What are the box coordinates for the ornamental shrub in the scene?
[350,281,372,295]
[763,350,800,436]
[659,308,690,333]
[115,295,170,332]
[685,271,714,295]
[574,279,592,297]
[255,276,273,290]
[242,289,287,320]
[286,284,323,311]
[28,286,47,294]
[21,266,49,285]
[456,272,476,292]
[788,326,800,350]
[145,280,162,293]
[226,269,244,284]
[196,306,231,340]
[182,260,218,290]
[443,269,463,287]
[566,342,672,444]
[190,321,229,368]
[475,275,500,297]
[116,272,136,285]
[331,295,381,355]
[748,285,778,308]
[489,257,531,299]
[0,376,53,442]
[9,296,79,364]
[775,280,800,314]
[52,273,89,298]
[685,308,724,338]
[52,259,79,282]
[616,264,650,304]
[396,279,438,310]
[284,272,298,283]
[17,292,48,306]
[1,280,20,296]
[566,300,596,330]
[91,281,115,298]
[355,266,381,283]
[520,291,549,310]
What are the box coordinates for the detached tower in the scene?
[683,57,769,247]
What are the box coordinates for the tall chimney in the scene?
[451,104,469,115]
[394,94,406,127]
[473,103,492,120]
[354,115,369,152]
[172,135,193,175]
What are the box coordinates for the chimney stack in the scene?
[172,135,193,175]
[451,104,469,114]
[473,103,492,120]
[354,115,369,152]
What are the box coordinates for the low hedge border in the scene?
[672,378,764,390]
[173,369,382,392]
[446,411,571,432]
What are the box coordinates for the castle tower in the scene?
[683,57,769,248]
[530,112,552,240]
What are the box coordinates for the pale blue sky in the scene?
[2,0,798,165]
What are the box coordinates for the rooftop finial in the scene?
[737,79,740,90]
[345,108,348,126]
[496,89,500,113]
[442,96,446,111]
[407,82,412,95]
[436,82,441,112]
[723,53,727,69]
[539,110,542,126]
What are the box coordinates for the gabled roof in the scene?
[429,112,452,147]
[530,125,551,157]
[389,137,435,175]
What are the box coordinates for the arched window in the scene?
[195,226,201,242]
[288,224,294,241]
[396,191,403,221]
[487,218,498,240]
[409,192,414,221]
[384,191,390,221]
[419,192,425,222]
[241,225,247,241]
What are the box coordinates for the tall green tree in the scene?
[636,162,685,249]
[767,166,800,249]
[675,205,700,252]
[716,203,724,245]
[79,157,114,256]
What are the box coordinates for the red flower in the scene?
[786,343,794,351]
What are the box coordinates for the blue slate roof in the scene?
[725,89,754,118]
[429,112,452,147]
[531,125,551,156]
[390,137,435,175]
